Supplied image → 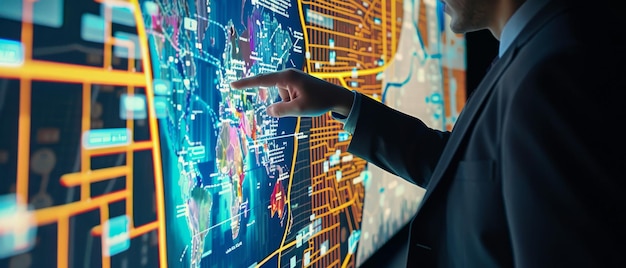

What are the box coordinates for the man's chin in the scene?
[448,20,463,34]
[447,19,476,34]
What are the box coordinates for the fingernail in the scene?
[267,106,277,117]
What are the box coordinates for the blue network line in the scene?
[381,0,445,103]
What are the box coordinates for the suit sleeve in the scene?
[347,94,450,188]
[501,47,626,266]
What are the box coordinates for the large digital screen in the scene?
[0,0,464,267]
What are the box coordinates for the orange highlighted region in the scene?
[3,0,167,267]
[297,0,403,267]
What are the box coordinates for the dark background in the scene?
[464,30,500,97]
[358,29,499,268]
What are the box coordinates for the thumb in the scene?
[267,99,303,118]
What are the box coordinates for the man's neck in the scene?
[489,0,526,40]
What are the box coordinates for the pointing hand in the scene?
[230,68,354,118]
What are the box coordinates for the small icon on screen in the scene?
[82,128,131,149]
[154,96,168,119]
[102,215,130,257]
[153,79,172,96]
[120,93,147,120]
[0,194,37,259]
[0,39,24,67]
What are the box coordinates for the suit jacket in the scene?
[348,0,626,266]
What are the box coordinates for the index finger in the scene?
[230,71,284,89]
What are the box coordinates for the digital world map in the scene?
[143,0,309,266]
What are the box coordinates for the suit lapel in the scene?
[418,47,516,205]
[416,0,575,209]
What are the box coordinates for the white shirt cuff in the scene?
[330,91,361,135]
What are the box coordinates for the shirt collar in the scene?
[499,0,549,58]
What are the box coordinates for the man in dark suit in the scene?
[232,0,626,266]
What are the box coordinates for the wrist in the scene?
[331,87,355,117]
